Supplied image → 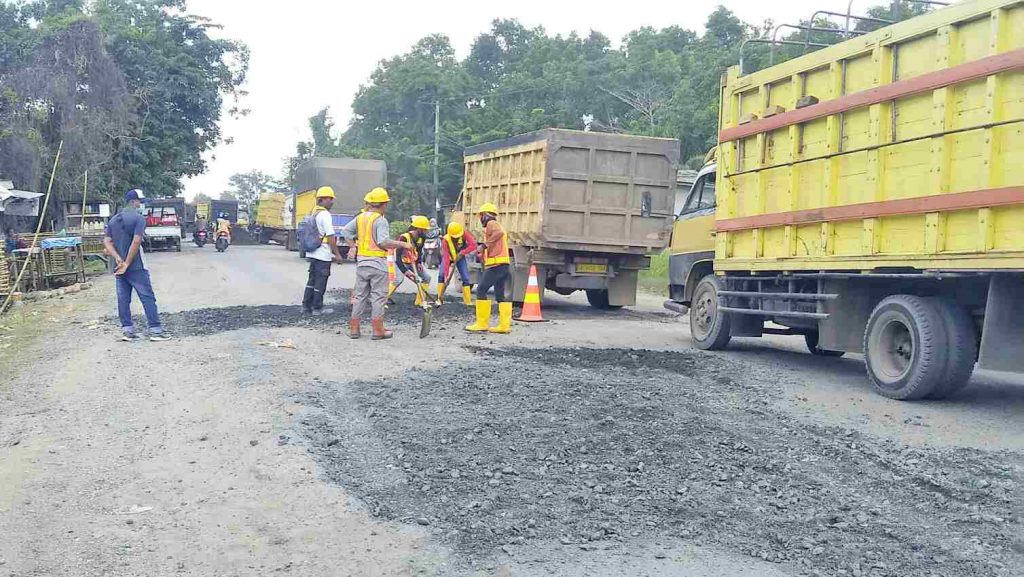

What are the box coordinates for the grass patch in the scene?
[0,299,75,378]
[639,250,668,296]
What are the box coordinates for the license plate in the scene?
[576,263,608,274]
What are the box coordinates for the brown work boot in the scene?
[348,318,361,339]
[371,317,393,340]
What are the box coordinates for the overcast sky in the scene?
[181,0,875,200]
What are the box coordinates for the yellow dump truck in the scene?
[461,129,678,308]
[667,0,1024,400]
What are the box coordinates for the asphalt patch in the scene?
[126,291,474,338]
[295,346,1023,576]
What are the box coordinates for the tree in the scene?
[193,192,212,204]
[226,170,284,212]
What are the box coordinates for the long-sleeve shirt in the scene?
[441,231,477,271]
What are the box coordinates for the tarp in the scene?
[0,183,43,216]
[41,237,81,249]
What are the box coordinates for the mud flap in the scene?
[607,270,637,307]
[979,274,1024,372]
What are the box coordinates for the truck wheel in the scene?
[175,240,182,253]
[805,332,844,357]
[586,289,622,310]
[689,274,731,350]
[925,299,977,399]
[863,295,948,400]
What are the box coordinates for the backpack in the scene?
[298,208,326,253]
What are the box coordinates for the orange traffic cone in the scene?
[516,265,547,322]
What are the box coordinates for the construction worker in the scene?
[302,187,344,315]
[465,203,512,334]
[340,187,411,339]
[436,222,477,306]
[394,215,432,305]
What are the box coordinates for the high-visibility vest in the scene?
[398,232,419,264]
[483,221,510,268]
[356,212,387,257]
[444,235,466,261]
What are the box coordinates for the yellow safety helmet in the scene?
[363,187,390,203]
[411,215,431,230]
[447,222,464,238]
[477,202,498,215]
[315,186,336,199]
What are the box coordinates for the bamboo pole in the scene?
[1,141,63,314]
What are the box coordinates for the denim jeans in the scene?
[116,267,163,335]
[438,256,470,285]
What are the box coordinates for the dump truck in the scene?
[459,129,678,308]
[666,0,1024,400]
[266,158,387,252]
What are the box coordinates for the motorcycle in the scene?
[193,229,208,248]
[215,231,230,252]
[421,236,441,269]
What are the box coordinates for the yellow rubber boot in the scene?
[462,285,473,306]
[488,302,513,334]
[414,283,428,306]
[436,282,445,305]
[465,300,492,332]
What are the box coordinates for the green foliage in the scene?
[0,0,247,230]
[389,220,411,240]
[226,170,285,212]
[287,9,765,218]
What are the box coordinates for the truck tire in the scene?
[863,295,948,400]
[689,274,731,350]
[805,332,844,357]
[586,289,622,310]
[175,240,182,253]
[925,298,977,399]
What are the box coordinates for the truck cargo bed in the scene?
[463,129,678,255]
[715,0,1024,272]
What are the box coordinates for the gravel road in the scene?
[2,244,1022,576]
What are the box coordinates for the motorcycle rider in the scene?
[215,212,231,242]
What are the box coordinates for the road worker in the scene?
[436,222,477,306]
[465,203,512,334]
[340,187,412,340]
[301,187,343,315]
[394,215,432,305]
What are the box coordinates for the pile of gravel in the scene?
[295,346,1024,576]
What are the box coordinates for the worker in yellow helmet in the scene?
[301,186,343,316]
[465,202,512,334]
[340,187,412,339]
[436,222,477,306]
[395,215,432,306]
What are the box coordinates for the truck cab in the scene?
[143,204,183,252]
[667,156,717,308]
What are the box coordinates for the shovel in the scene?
[415,283,434,338]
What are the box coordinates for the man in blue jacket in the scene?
[103,189,169,342]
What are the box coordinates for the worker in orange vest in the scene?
[465,203,512,334]
[436,222,477,306]
[340,188,412,340]
[395,215,432,306]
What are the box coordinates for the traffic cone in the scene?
[516,265,546,322]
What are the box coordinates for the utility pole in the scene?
[432,99,440,221]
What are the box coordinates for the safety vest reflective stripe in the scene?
[444,235,461,260]
[484,228,510,268]
[357,212,387,257]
